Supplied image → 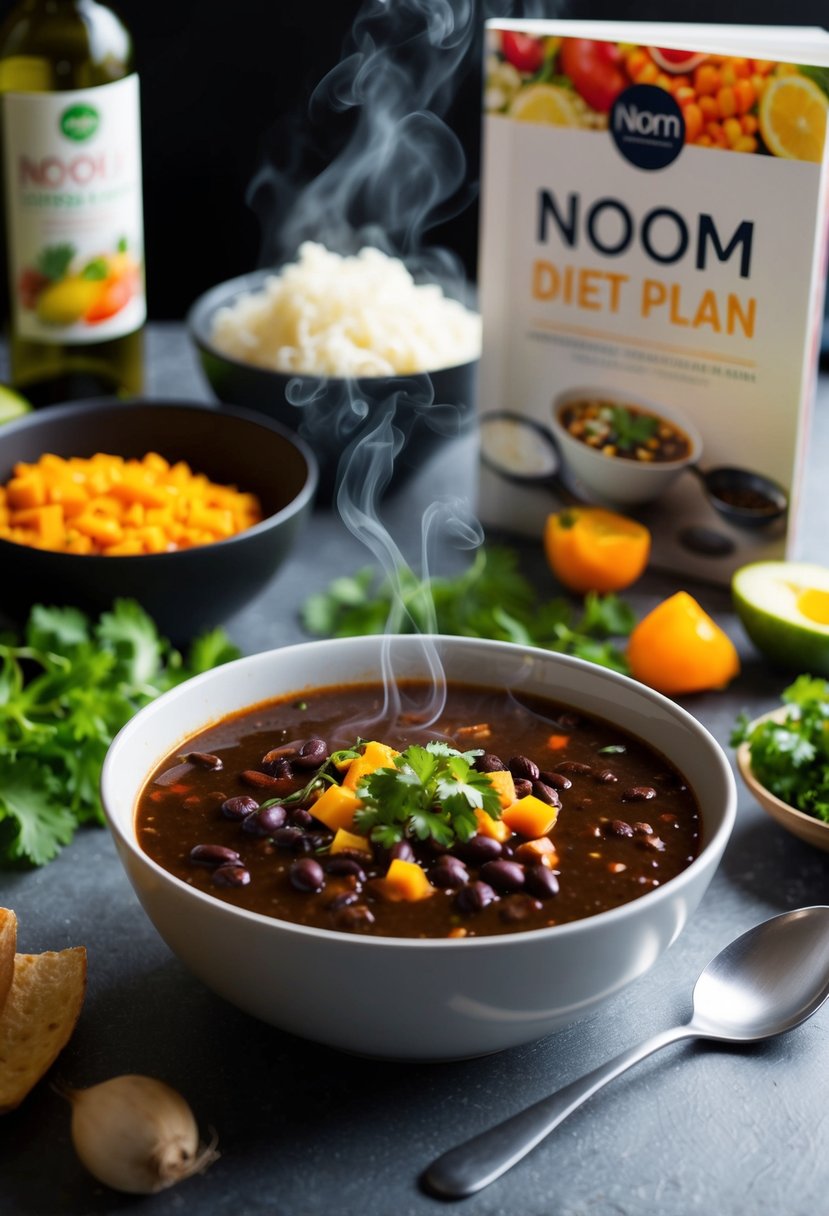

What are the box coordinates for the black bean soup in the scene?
[136,681,702,939]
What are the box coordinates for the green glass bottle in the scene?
[0,0,144,406]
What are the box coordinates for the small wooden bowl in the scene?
[736,708,829,853]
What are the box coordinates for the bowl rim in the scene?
[186,268,480,384]
[736,706,829,834]
[550,384,704,473]
[0,396,319,560]
[101,633,737,950]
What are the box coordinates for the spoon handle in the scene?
[423,1024,695,1199]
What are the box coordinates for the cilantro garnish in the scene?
[0,600,240,866]
[301,546,634,674]
[607,405,659,451]
[732,675,829,822]
[353,741,501,848]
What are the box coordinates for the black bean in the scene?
[638,834,666,852]
[262,743,300,765]
[212,864,250,887]
[480,859,526,894]
[474,753,507,773]
[190,843,241,866]
[513,778,533,799]
[621,786,657,802]
[293,737,329,769]
[540,770,572,791]
[240,769,294,793]
[290,857,326,893]
[184,751,223,771]
[633,822,654,835]
[556,761,592,775]
[429,857,469,890]
[458,834,502,865]
[455,881,497,914]
[291,807,314,828]
[532,781,561,807]
[261,757,294,779]
[272,826,304,849]
[606,819,634,838]
[325,857,367,881]
[525,865,560,899]
[242,804,288,836]
[334,904,375,931]
[390,839,415,863]
[596,769,619,785]
[221,795,260,822]
[509,755,540,782]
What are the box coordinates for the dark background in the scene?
[3,0,827,319]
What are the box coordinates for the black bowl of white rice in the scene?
[187,244,480,503]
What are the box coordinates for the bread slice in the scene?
[0,908,17,1015]
[0,946,87,1113]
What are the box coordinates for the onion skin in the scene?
[66,1075,218,1194]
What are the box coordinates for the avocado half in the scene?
[732,561,829,677]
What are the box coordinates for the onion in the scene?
[63,1074,219,1194]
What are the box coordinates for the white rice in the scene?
[210,242,481,377]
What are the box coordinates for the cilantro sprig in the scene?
[301,545,634,674]
[606,405,659,452]
[0,600,240,866]
[732,675,829,823]
[353,741,501,848]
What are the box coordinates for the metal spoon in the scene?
[423,905,829,1200]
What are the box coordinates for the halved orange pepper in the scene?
[544,506,651,594]
[627,591,740,695]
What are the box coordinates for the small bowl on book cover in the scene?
[550,387,702,506]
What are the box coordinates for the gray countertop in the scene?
[2,325,828,1216]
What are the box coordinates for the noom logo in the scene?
[610,84,685,170]
[614,104,682,141]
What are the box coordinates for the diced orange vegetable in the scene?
[474,807,511,843]
[376,858,433,902]
[546,734,570,751]
[329,828,372,856]
[342,740,400,791]
[515,837,559,868]
[311,784,362,832]
[486,769,516,809]
[0,452,263,556]
[7,473,45,510]
[502,795,559,838]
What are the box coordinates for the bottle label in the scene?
[2,75,145,344]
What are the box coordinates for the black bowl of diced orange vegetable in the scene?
[0,399,317,640]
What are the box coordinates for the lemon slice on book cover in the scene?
[732,560,829,677]
[0,385,31,425]
[509,84,579,127]
[759,74,828,163]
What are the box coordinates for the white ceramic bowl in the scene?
[101,635,736,1061]
[551,386,703,505]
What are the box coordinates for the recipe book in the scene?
[476,19,829,584]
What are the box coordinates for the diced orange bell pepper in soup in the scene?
[342,740,399,791]
[311,784,362,832]
[329,828,372,856]
[486,769,516,808]
[502,795,559,838]
[474,807,511,843]
[376,858,434,901]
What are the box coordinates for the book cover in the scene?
[476,21,829,583]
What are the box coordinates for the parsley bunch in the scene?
[302,545,634,673]
[354,741,501,848]
[732,675,829,822]
[0,600,240,866]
